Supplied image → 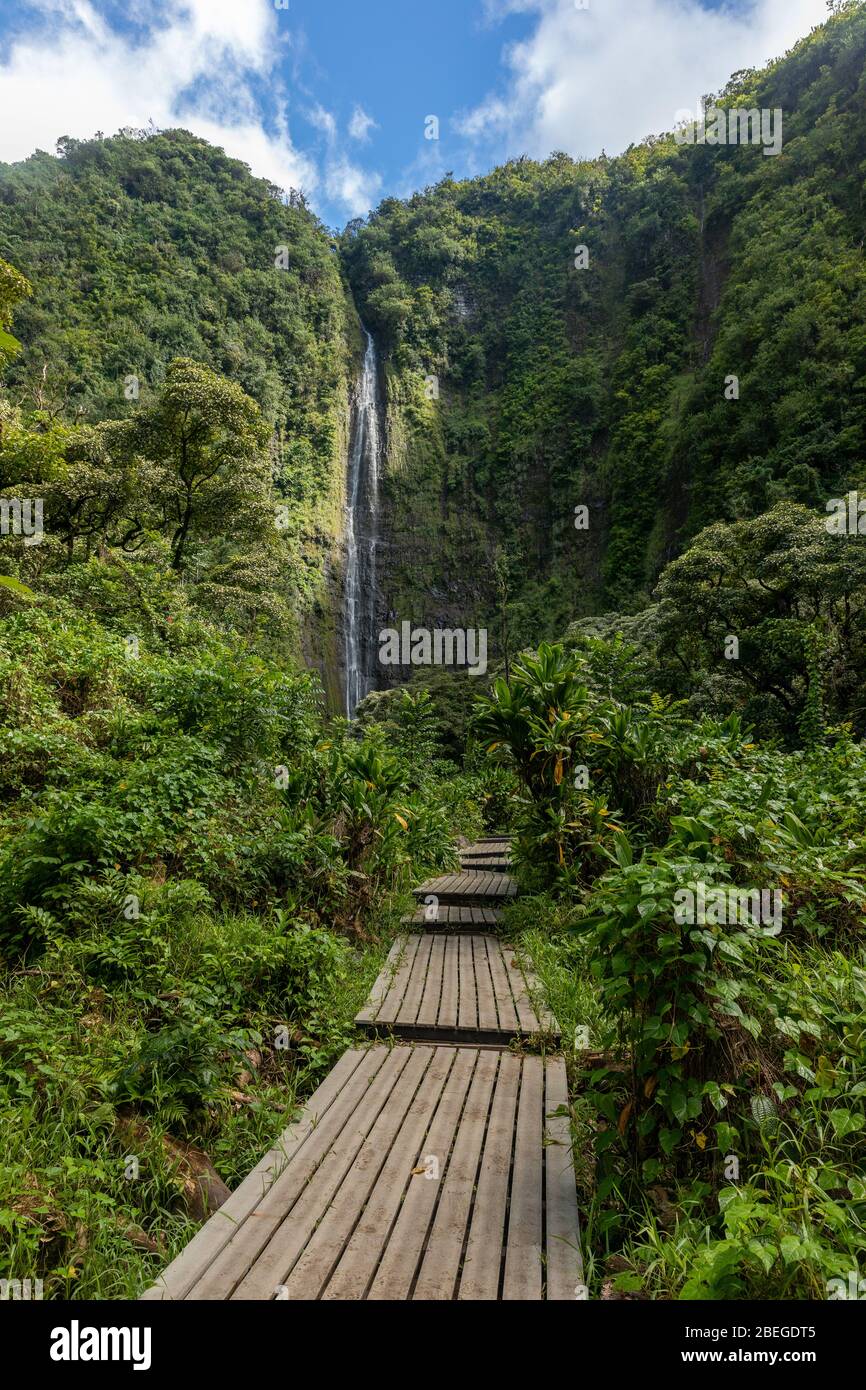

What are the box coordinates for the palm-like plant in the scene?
[473,643,598,795]
[472,644,612,883]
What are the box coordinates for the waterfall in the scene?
[343,327,382,716]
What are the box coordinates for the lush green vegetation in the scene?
[0,128,358,689]
[0,581,492,1294]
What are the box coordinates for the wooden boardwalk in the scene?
[355,933,558,1044]
[141,836,581,1301]
[460,839,512,864]
[413,870,518,905]
[142,1045,580,1301]
[401,902,503,930]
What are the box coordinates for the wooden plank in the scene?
[483,935,520,1034]
[143,1047,580,1304]
[440,872,464,894]
[371,933,422,1026]
[230,1047,426,1300]
[457,933,477,1032]
[355,938,405,1025]
[367,1048,477,1300]
[503,1056,543,1300]
[402,904,504,930]
[437,925,460,1029]
[357,935,545,1044]
[544,1057,583,1300]
[413,871,517,905]
[473,933,499,1034]
[412,1051,499,1301]
[397,933,434,1025]
[457,1054,521,1300]
[416,933,446,1027]
[412,878,440,904]
[321,1047,459,1300]
[140,1047,374,1300]
[412,875,447,899]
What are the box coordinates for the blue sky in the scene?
[0,0,829,229]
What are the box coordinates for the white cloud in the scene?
[348,104,378,143]
[307,103,339,141]
[0,0,316,194]
[324,155,382,219]
[457,0,829,160]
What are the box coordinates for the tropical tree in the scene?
[97,358,271,571]
[0,257,31,374]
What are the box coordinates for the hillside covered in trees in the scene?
[0,129,359,697]
[342,2,866,642]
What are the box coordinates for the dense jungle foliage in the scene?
[0,127,358,679]
[477,640,866,1299]
[1,1,865,1303]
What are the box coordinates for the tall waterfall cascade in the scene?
[342,328,382,717]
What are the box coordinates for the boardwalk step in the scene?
[141,1045,581,1301]
[401,903,503,930]
[414,871,517,905]
[355,933,558,1044]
